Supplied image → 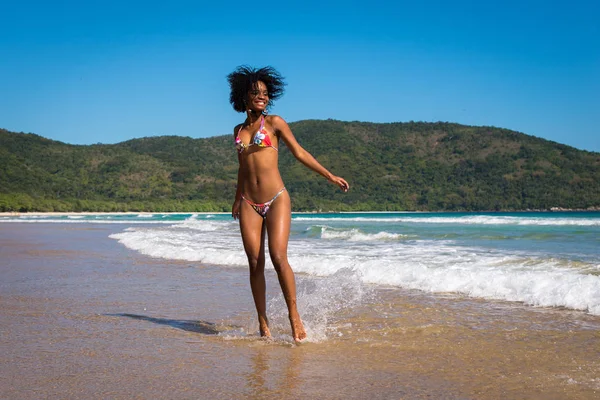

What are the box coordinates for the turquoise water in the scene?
[3,211,599,314]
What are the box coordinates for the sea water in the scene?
[3,211,599,317]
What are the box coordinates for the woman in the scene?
[228,66,349,343]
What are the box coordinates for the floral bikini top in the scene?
[235,115,278,153]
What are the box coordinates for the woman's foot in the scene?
[259,316,271,338]
[260,325,271,338]
[289,313,306,343]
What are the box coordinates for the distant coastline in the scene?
[2,121,599,213]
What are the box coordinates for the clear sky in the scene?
[1,0,598,152]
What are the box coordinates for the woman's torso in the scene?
[235,115,285,202]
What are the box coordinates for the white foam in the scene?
[294,215,600,226]
[266,269,374,342]
[317,225,409,241]
[0,218,174,224]
[106,216,600,316]
[136,214,153,218]
[173,218,231,232]
[109,222,246,266]
[284,244,600,315]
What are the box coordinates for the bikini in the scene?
[235,115,278,153]
[235,115,285,218]
[241,188,286,218]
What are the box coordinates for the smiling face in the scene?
[246,81,269,113]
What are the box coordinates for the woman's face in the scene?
[246,81,269,113]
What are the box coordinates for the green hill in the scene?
[1,120,599,212]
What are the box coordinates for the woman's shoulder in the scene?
[233,123,243,137]
[265,114,288,128]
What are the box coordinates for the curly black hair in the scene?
[227,65,286,113]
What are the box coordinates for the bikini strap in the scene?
[237,115,265,136]
[235,124,243,141]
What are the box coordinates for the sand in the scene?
[1,223,599,399]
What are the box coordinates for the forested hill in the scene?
[1,120,599,212]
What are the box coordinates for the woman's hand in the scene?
[329,175,350,192]
[232,199,241,220]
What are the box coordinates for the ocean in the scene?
[3,211,599,318]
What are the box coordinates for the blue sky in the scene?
[1,0,598,152]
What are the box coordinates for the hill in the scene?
[1,120,599,212]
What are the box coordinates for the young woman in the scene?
[228,66,349,343]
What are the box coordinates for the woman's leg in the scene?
[239,200,270,337]
[265,190,307,342]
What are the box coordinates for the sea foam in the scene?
[294,215,600,226]
[316,225,409,241]
[109,218,600,316]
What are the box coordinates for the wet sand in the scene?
[1,223,599,399]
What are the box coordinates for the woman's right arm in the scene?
[232,126,243,219]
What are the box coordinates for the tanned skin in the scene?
[232,81,349,342]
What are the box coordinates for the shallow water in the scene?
[22,211,595,315]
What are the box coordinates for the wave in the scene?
[0,218,175,224]
[293,215,600,226]
[311,225,410,241]
[109,223,600,316]
[173,218,236,231]
[109,225,245,265]
[3,212,598,227]
[287,251,600,316]
[0,213,214,224]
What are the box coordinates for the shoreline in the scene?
[2,208,599,217]
[0,211,228,216]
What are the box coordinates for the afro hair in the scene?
[227,65,286,113]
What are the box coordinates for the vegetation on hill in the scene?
[1,120,599,212]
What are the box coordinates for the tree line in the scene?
[1,120,599,212]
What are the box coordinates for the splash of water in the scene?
[266,268,375,342]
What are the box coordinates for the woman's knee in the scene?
[269,252,289,272]
[247,254,265,274]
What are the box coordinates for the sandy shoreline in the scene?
[1,223,599,399]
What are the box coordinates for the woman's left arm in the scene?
[272,116,349,192]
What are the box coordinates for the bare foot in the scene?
[260,325,271,338]
[259,316,271,338]
[289,314,306,343]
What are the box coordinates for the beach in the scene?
[1,219,599,399]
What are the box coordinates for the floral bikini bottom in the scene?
[241,188,286,218]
